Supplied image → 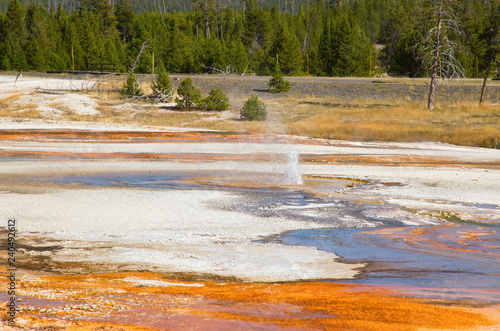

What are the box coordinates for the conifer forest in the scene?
[0,0,499,78]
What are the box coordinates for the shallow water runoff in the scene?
[49,168,500,303]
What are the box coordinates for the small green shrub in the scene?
[175,77,202,110]
[151,63,173,100]
[240,95,267,121]
[202,88,230,111]
[121,73,143,97]
[268,63,290,93]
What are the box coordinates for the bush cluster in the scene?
[175,78,229,111]
[122,75,268,122]
[175,77,202,109]
[201,88,230,111]
[240,95,267,121]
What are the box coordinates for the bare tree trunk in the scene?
[480,58,493,105]
[428,7,442,110]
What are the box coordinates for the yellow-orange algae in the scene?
[2,271,495,330]
[8,316,159,331]
[0,150,274,162]
[1,130,499,169]
[2,150,498,172]
[0,130,272,143]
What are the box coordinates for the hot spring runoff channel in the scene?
[48,171,500,302]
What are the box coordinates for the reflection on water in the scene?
[52,172,210,190]
[272,225,500,302]
[46,171,499,302]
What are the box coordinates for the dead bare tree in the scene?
[200,63,249,75]
[128,40,150,74]
[419,0,465,110]
[34,78,120,94]
[14,71,22,86]
[149,87,175,103]
[479,4,500,105]
[201,64,234,75]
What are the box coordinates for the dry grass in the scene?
[17,108,44,119]
[192,117,270,133]
[13,103,39,112]
[122,95,500,149]
[91,97,204,126]
[0,94,23,114]
[133,109,202,126]
[95,105,132,121]
[0,93,22,103]
[0,101,43,119]
[47,100,65,108]
[3,74,499,148]
[54,106,93,122]
[282,97,500,148]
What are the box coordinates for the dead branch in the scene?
[34,87,65,95]
[130,88,175,104]
[34,85,121,94]
[14,71,22,86]
[128,40,150,74]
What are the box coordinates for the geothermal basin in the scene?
[0,124,498,329]
[1,128,499,292]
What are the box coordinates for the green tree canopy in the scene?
[151,62,173,98]
[175,77,202,109]
[319,14,372,77]
[270,21,304,75]
[115,0,134,43]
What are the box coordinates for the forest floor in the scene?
[0,73,499,330]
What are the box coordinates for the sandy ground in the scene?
[1,74,499,329]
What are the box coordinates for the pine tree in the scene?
[199,36,228,73]
[79,0,116,36]
[0,11,11,70]
[193,0,216,38]
[318,18,333,76]
[268,60,291,93]
[151,62,173,100]
[121,72,143,97]
[388,29,421,77]
[115,0,134,44]
[249,47,270,75]
[166,17,196,73]
[62,18,81,70]
[244,0,272,52]
[175,77,202,110]
[5,0,28,70]
[382,0,422,77]
[270,21,303,75]
[25,5,55,70]
[319,14,372,77]
[74,10,103,70]
[201,88,230,111]
[240,94,267,121]
[228,40,249,74]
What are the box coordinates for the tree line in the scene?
[0,0,320,15]
[0,0,498,80]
